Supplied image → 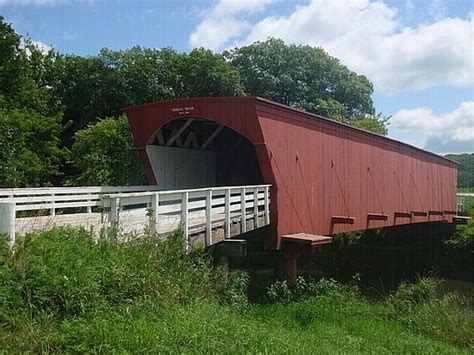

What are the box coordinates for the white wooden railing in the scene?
[0,186,160,246]
[101,184,271,250]
[457,192,473,214]
[0,185,161,215]
[0,184,271,249]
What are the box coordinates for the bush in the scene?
[1,227,219,322]
[387,277,474,348]
[266,277,346,304]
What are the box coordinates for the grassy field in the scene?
[1,227,473,353]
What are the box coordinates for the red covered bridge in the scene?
[123,97,459,280]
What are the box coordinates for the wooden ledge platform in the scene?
[331,216,355,224]
[453,216,471,225]
[411,211,428,217]
[367,213,388,221]
[395,211,412,218]
[281,233,333,246]
[443,210,457,215]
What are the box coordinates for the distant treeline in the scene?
[445,154,474,189]
[1,16,388,188]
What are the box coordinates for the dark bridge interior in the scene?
[148,118,263,189]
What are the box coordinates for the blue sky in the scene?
[1,0,473,154]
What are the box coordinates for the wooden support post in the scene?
[253,187,259,228]
[241,188,246,233]
[282,253,299,287]
[0,202,16,248]
[264,186,270,225]
[225,189,231,239]
[205,189,212,246]
[150,193,159,234]
[182,192,189,251]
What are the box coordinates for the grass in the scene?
[0,227,473,353]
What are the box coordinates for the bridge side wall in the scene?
[256,99,458,241]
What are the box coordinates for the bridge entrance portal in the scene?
[146,117,263,190]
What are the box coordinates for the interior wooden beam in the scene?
[184,132,198,148]
[201,124,224,150]
[166,118,194,146]
[156,130,165,145]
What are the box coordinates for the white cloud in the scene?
[30,39,52,53]
[390,101,474,154]
[190,0,474,93]
[189,0,274,50]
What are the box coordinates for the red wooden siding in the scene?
[123,97,458,250]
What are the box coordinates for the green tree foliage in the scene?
[69,115,145,186]
[55,46,243,144]
[177,48,244,97]
[0,106,65,187]
[225,38,387,133]
[0,16,23,100]
[0,17,66,187]
[445,153,474,189]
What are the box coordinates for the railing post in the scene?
[205,189,212,246]
[50,192,55,216]
[253,187,259,228]
[241,187,246,233]
[264,186,270,225]
[182,192,189,251]
[150,193,159,234]
[225,188,231,239]
[0,202,15,248]
[87,195,92,213]
[110,197,119,226]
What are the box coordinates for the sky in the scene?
[1,0,473,155]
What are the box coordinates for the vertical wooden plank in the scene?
[241,187,246,233]
[225,188,231,239]
[253,187,259,228]
[205,189,212,246]
[50,193,55,216]
[264,186,270,225]
[150,193,159,234]
[182,192,189,251]
[0,202,16,248]
[111,197,119,225]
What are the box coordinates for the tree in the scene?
[70,115,145,186]
[225,38,387,134]
[0,16,23,101]
[445,154,474,189]
[177,48,244,97]
[0,17,66,187]
[0,105,66,187]
[54,46,243,146]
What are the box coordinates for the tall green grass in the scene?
[0,227,472,353]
